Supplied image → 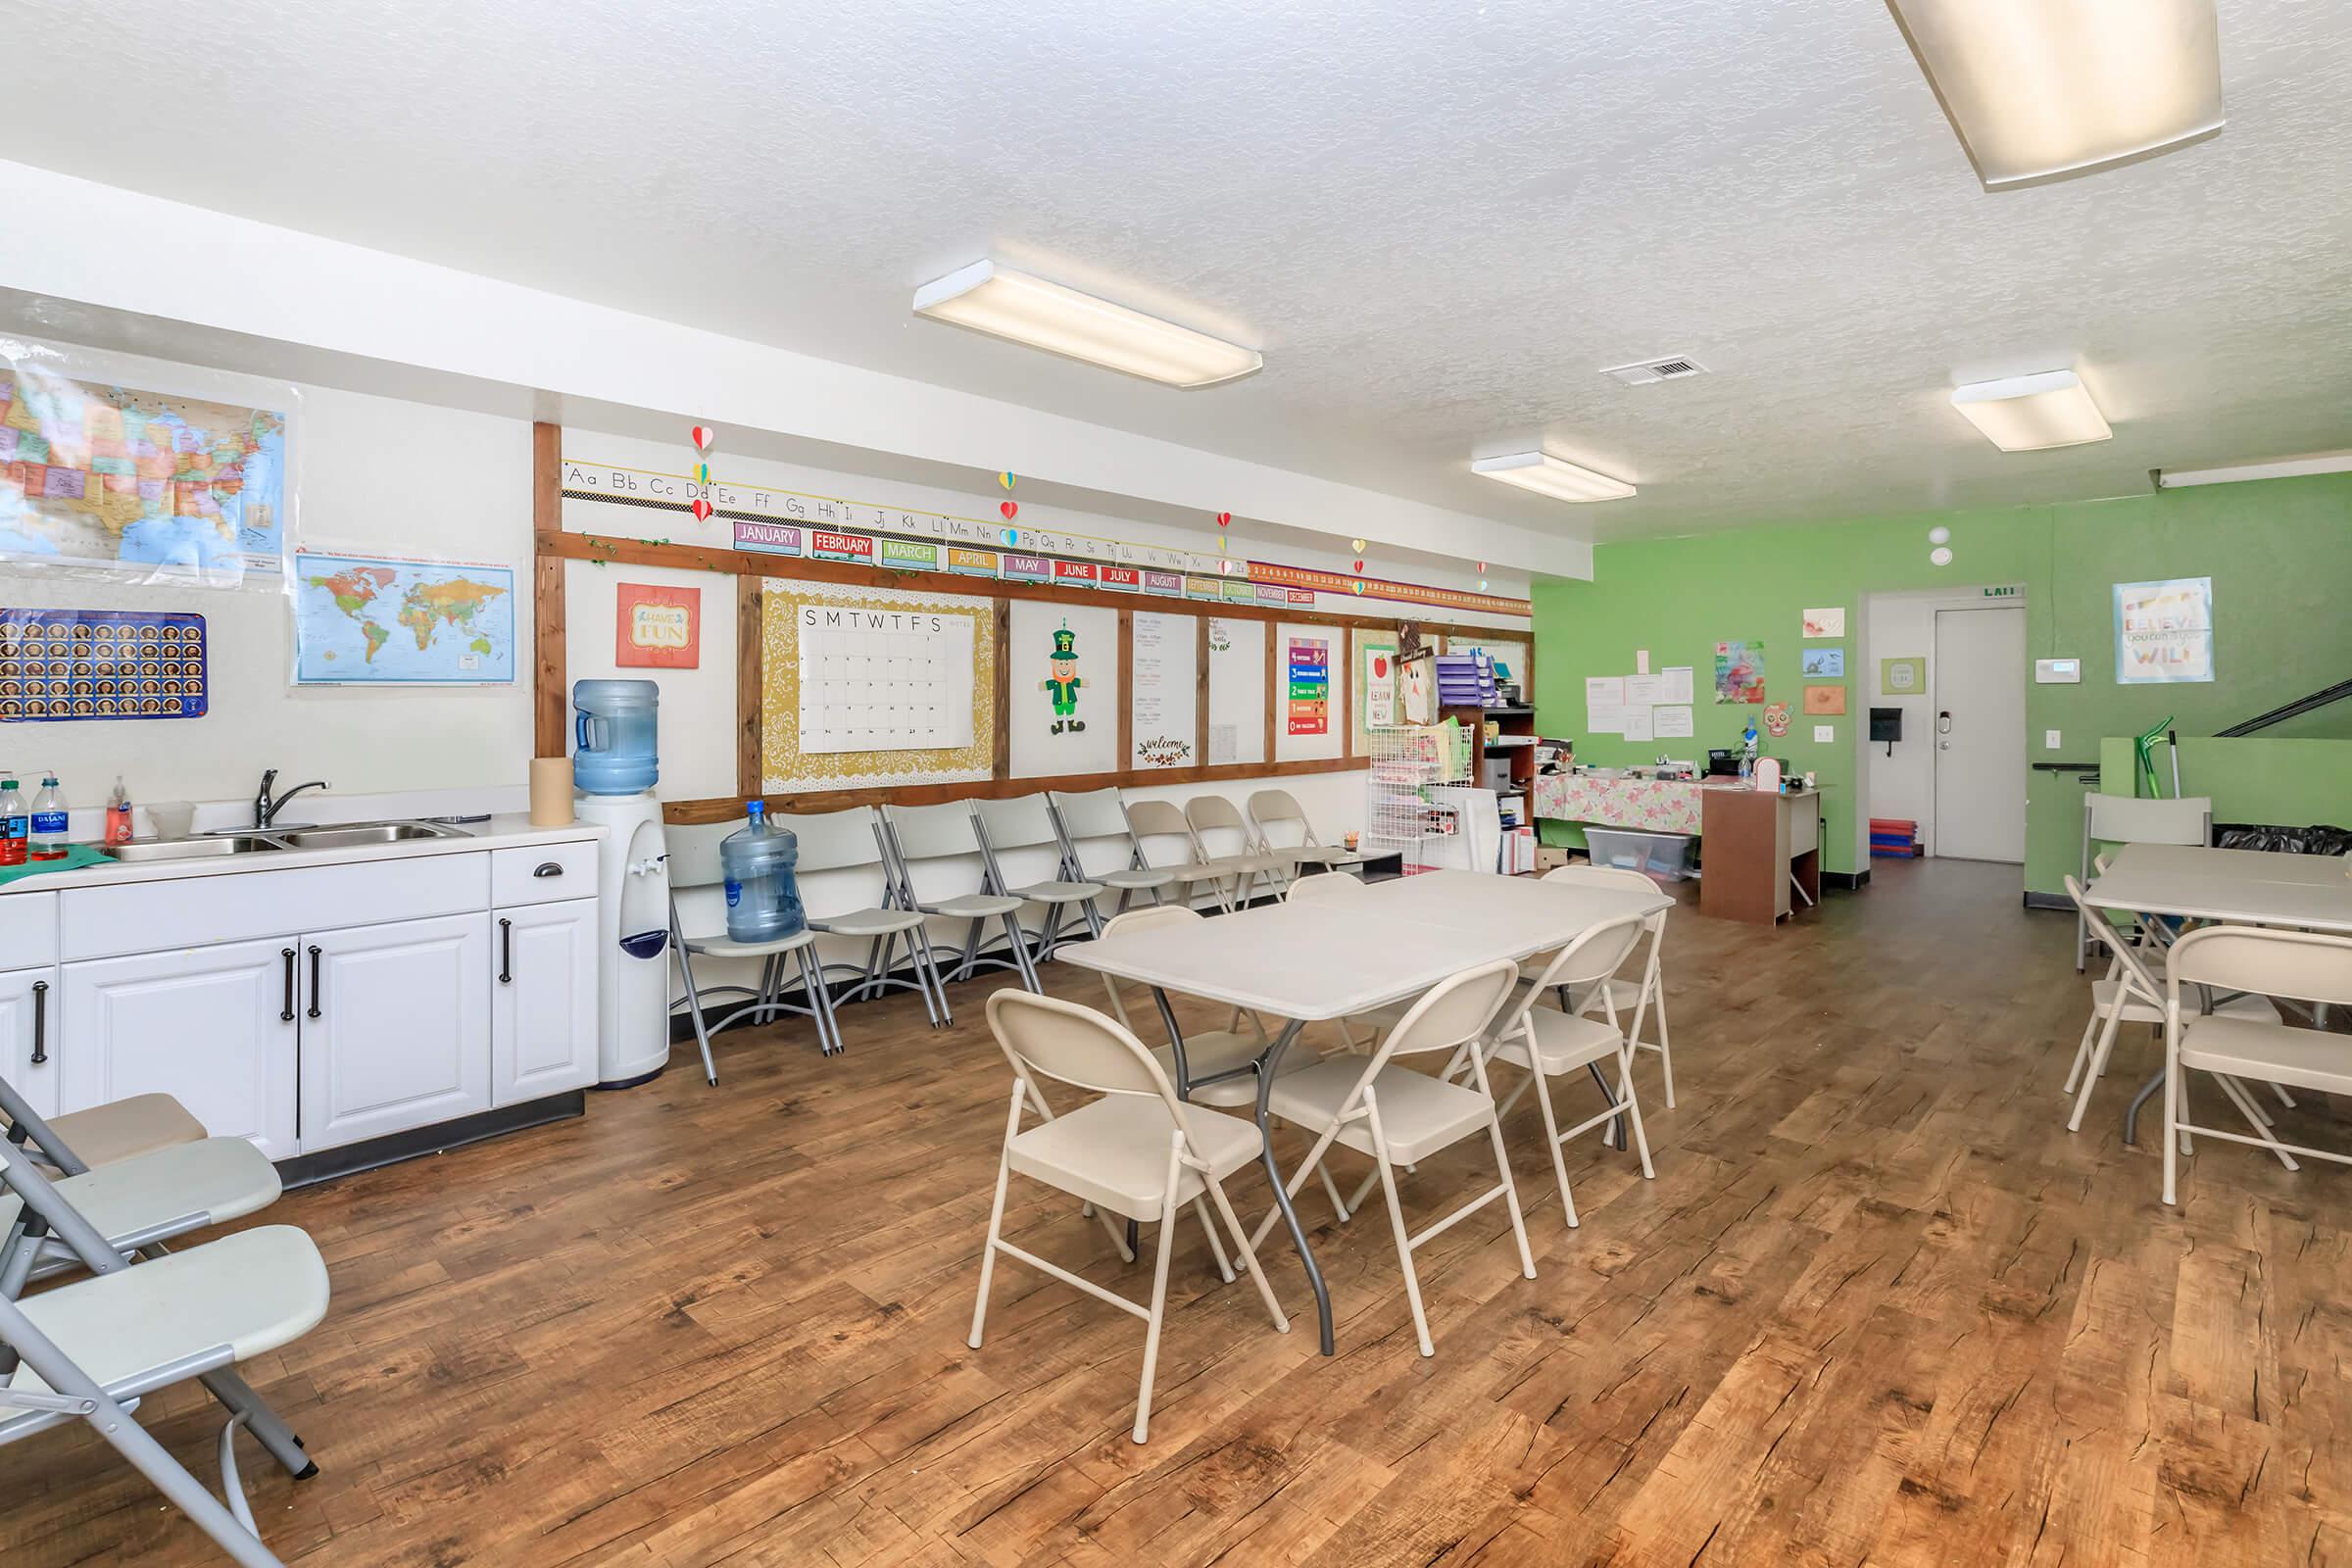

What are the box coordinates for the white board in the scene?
[1274,621,1344,762]
[1009,600,1120,778]
[1204,616,1266,766]
[1130,609,1198,770]
[794,601,976,755]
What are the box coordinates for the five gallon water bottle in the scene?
[571,678,661,796]
[719,800,806,945]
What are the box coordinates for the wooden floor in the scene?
[9,858,2352,1566]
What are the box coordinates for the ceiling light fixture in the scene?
[1470,451,1637,503]
[1949,370,2111,452]
[1886,0,2225,190]
[910,260,1261,389]
[2156,451,2352,489]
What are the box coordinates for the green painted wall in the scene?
[2097,736,2352,831]
[1531,471,2352,895]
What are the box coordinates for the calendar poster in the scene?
[760,578,995,793]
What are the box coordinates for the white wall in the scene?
[0,367,532,816]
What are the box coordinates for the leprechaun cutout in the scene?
[1042,620,1085,734]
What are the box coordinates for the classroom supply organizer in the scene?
[1365,722,1473,871]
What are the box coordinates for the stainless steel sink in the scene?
[110,834,289,861]
[273,821,470,849]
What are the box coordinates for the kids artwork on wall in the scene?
[1802,684,1847,716]
[1713,640,1765,704]
[1799,647,1844,678]
[1801,608,1845,638]
[1764,701,1792,737]
[614,582,700,668]
[1010,600,1118,778]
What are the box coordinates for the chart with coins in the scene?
[0,610,209,722]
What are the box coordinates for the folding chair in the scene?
[782,805,950,1031]
[0,1138,326,1568]
[968,989,1288,1443]
[1185,795,1282,906]
[1092,905,1325,1106]
[1481,912,1657,1229]
[1247,788,1362,881]
[2164,926,2352,1205]
[880,801,1037,991]
[1048,786,1177,912]
[0,1125,282,1302]
[1280,873,1379,1053]
[972,794,1108,965]
[1250,959,1537,1357]
[2078,792,2210,971]
[1123,799,1247,912]
[1539,863,1679,1107]
[2,1069,206,1177]
[666,817,841,1081]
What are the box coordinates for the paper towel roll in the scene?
[529,757,575,826]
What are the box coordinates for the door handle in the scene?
[306,945,323,1020]
[28,979,47,1065]
[280,947,297,1023]
[499,917,514,984]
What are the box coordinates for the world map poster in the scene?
[292,551,516,685]
[0,360,288,579]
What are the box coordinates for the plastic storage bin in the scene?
[719,801,806,944]
[572,678,660,796]
[1585,827,1698,881]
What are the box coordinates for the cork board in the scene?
[760,577,997,793]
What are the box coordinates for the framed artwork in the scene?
[1802,683,1846,715]
[1881,656,1925,695]
[2113,576,2215,684]
[1799,647,1844,678]
[614,582,700,668]
[1801,608,1845,638]
[1713,640,1765,704]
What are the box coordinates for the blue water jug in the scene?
[719,801,806,945]
[573,678,660,796]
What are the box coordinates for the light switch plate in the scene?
[1636,649,1650,675]
[1813,724,1835,743]
[2045,729,2062,750]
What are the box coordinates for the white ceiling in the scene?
[2,0,2348,545]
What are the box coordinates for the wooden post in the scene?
[531,422,566,760]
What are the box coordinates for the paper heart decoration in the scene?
[690,426,715,453]
[1351,580,1367,596]
[1000,501,1018,520]
[690,497,713,522]
[1215,513,1231,527]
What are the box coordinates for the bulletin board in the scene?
[760,577,996,793]
[1008,600,1120,778]
[1274,620,1344,762]
[1204,616,1267,766]
[1130,608,1198,770]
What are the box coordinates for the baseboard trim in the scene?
[2023,891,2073,911]
[275,1092,586,1189]
[1825,869,1871,892]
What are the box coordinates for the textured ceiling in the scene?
[2,0,2348,544]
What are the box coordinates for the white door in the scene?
[1933,607,2028,862]
[0,965,61,1119]
[491,900,598,1106]
[60,939,301,1158]
[301,912,491,1152]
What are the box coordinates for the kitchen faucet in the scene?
[255,768,330,829]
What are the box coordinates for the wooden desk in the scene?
[1698,785,1822,925]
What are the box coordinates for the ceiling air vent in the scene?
[1600,357,1708,386]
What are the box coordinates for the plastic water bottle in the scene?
[719,800,806,945]
[29,774,68,861]
[0,779,25,867]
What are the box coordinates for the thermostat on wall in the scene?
[2034,658,2082,684]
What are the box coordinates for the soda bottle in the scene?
[29,773,68,861]
[0,779,26,867]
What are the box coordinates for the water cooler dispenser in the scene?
[571,678,674,1087]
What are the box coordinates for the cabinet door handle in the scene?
[28,979,47,1065]
[280,948,297,1023]
[532,861,564,879]
[499,917,514,984]
[307,945,323,1020]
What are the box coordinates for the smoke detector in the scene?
[1600,357,1708,386]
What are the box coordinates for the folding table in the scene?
[1057,868,1667,1353]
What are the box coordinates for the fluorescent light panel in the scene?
[2157,452,2352,489]
[1471,451,1637,503]
[1950,370,2111,451]
[911,260,1260,389]
[1887,0,2225,190]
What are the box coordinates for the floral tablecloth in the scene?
[1532,773,1703,835]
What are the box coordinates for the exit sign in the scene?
[1982,585,2022,598]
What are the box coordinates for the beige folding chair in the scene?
[968,989,1289,1443]
[1482,912,1657,1229]
[1185,795,1282,906]
[1538,862,1679,1106]
[1125,799,1249,912]
[1247,788,1360,881]
[1048,786,1178,912]
[1250,959,1536,1358]
[2078,792,2210,971]
[972,793,1108,961]
[774,805,949,1031]
[2163,926,2352,1205]
[880,801,1037,992]
[1093,905,1325,1108]
[2,1070,205,1177]
[666,816,840,1081]
[1281,873,1379,1053]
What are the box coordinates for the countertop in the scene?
[0,813,605,895]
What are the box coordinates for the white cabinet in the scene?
[300,912,491,1151]
[0,964,61,1119]
[60,939,300,1159]
[492,899,597,1107]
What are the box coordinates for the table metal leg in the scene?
[1587,1062,1625,1149]
[1253,1017,1334,1353]
[2125,980,2217,1147]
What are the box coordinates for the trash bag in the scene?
[2214,822,2352,856]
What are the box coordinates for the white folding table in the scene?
[2081,843,2352,1143]
[1056,868,1667,1353]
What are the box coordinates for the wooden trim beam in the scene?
[531,422,566,760]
